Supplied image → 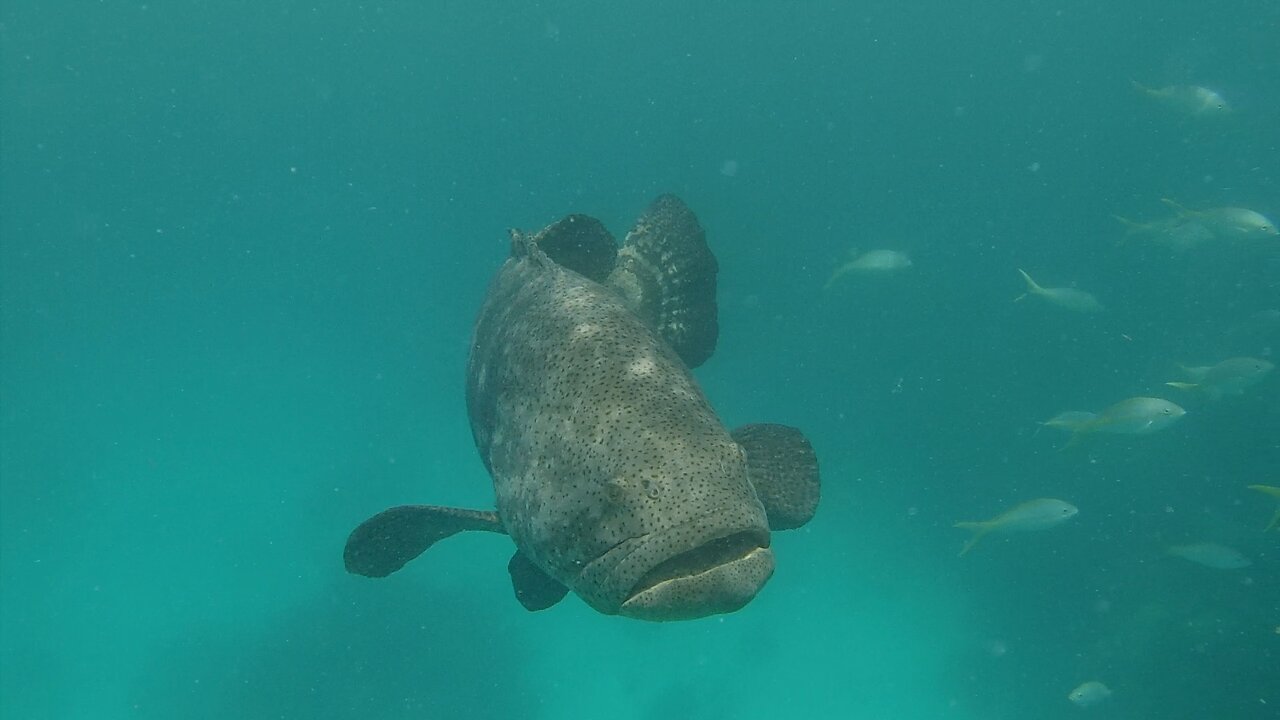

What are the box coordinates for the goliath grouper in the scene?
[343,195,820,621]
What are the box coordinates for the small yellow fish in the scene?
[1132,81,1231,116]
[1248,485,1280,531]
[1082,397,1187,433]
[1068,680,1113,708]
[1166,357,1274,399]
[824,249,912,290]
[1063,397,1186,448]
[954,498,1078,556]
[1161,198,1278,240]
[1015,269,1104,313]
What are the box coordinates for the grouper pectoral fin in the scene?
[732,423,821,531]
[606,194,719,369]
[344,505,504,578]
[507,551,570,611]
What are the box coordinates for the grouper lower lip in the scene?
[573,498,772,616]
[619,529,774,621]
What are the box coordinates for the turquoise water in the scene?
[3,2,1277,718]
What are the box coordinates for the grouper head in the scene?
[598,418,819,619]
[557,420,776,621]
[341,196,819,621]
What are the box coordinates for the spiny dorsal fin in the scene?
[528,213,618,284]
[607,194,719,368]
[344,505,504,578]
[732,423,820,531]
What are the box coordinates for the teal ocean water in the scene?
[3,2,1278,718]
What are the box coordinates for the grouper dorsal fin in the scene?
[606,194,719,368]
[507,551,570,611]
[344,505,505,578]
[527,213,618,284]
[732,424,821,531]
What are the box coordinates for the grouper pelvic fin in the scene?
[732,424,821,531]
[507,551,570,611]
[344,505,504,578]
[606,194,719,369]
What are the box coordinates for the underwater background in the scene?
[3,1,1278,718]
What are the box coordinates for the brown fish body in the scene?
[467,229,771,619]
[343,196,819,621]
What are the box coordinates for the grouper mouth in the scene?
[620,529,774,621]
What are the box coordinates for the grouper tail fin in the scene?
[344,505,505,578]
[732,423,821,531]
[607,194,719,368]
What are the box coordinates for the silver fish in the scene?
[823,249,912,290]
[1167,357,1274,399]
[1016,269,1104,313]
[954,498,1078,556]
[1064,397,1186,448]
[1068,680,1113,708]
[1113,213,1215,251]
[1132,81,1231,116]
[343,196,820,621]
[1161,198,1278,241]
[1167,542,1251,570]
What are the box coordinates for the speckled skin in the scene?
[466,235,772,619]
